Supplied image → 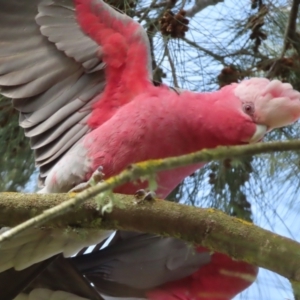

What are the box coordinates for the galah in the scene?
[11,232,257,300]
[0,0,300,299]
[72,231,258,300]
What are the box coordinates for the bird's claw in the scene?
[91,166,105,183]
[134,189,156,204]
[69,166,105,193]
[69,182,90,193]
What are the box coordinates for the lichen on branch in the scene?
[1,192,300,283]
[1,140,300,282]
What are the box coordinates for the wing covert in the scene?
[0,0,106,179]
[0,0,153,181]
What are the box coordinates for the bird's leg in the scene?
[134,189,156,204]
[69,166,105,193]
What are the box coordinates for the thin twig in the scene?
[165,42,179,87]
[281,0,300,56]
[138,0,159,23]
[1,140,300,244]
[182,37,226,64]
[180,0,186,11]
[185,0,224,17]
[266,0,300,78]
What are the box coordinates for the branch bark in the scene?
[281,0,300,55]
[185,0,224,18]
[267,0,300,78]
[1,192,300,283]
[1,140,300,283]
[2,140,300,244]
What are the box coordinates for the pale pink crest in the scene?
[234,78,300,129]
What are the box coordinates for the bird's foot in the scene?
[134,189,156,204]
[69,166,105,193]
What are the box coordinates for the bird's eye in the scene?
[243,103,255,116]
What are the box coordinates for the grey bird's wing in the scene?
[0,257,57,300]
[0,232,210,299]
[0,0,103,180]
[0,0,151,182]
[0,0,149,276]
[9,255,104,300]
[72,232,211,297]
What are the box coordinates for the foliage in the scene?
[0,96,34,191]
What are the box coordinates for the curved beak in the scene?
[248,124,267,143]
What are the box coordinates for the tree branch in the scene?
[1,192,300,283]
[281,0,300,55]
[165,42,179,87]
[1,140,300,244]
[185,0,224,18]
[267,0,300,78]
[182,37,226,64]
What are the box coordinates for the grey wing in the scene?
[3,254,144,300]
[1,232,210,299]
[0,0,105,180]
[72,232,211,297]
[7,255,103,300]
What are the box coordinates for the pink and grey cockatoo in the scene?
[0,0,300,299]
[10,232,257,300]
[71,231,258,300]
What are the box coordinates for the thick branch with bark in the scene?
[2,140,300,245]
[185,0,224,17]
[1,192,300,283]
[1,140,300,284]
[282,0,300,55]
[267,0,300,78]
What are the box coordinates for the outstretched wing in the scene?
[6,255,103,300]
[0,233,210,299]
[0,0,153,280]
[0,0,152,180]
[72,232,211,297]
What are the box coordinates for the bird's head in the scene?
[180,78,300,148]
[230,78,300,143]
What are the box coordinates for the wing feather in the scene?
[36,124,89,165]
[37,0,104,72]
[0,0,152,180]
[72,233,211,295]
[0,0,106,178]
